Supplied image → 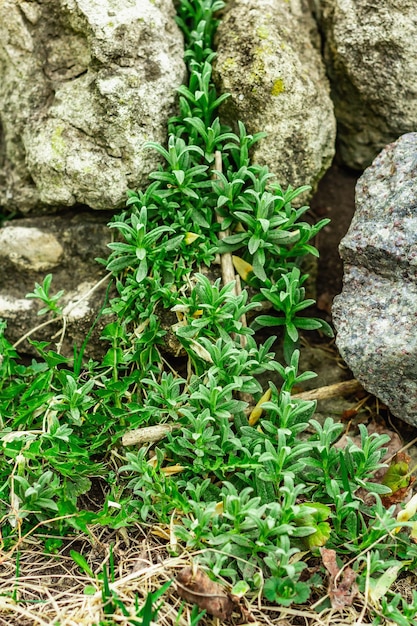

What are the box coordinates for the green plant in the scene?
[379,591,417,626]
[218,187,306,281]
[173,272,258,342]
[304,420,391,501]
[252,267,333,361]
[26,274,64,317]
[0,1,414,624]
[106,206,183,283]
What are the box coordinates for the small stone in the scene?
[0,226,63,271]
[332,133,417,425]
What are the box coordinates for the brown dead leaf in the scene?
[341,408,358,422]
[321,548,358,609]
[150,525,171,540]
[391,451,411,464]
[176,566,236,620]
[382,482,415,508]
[130,548,151,573]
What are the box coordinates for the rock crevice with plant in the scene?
[1,1,417,625]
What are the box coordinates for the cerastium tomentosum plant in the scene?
[0,0,415,624]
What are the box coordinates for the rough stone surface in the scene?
[214,0,336,199]
[332,133,417,425]
[0,226,64,271]
[315,0,417,170]
[0,213,114,359]
[0,0,185,213]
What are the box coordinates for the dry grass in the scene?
[0,526,183,626]
[0,526,379,626]
[0,382,410,625]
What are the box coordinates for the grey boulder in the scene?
[214,0,336,199]
[316,0,417,170]
[0,0,185,213]
[332,133,417,425]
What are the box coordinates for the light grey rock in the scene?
[0,213,113,359]
[214,0,336,199]
[0,0,185,213]
[0,226,64,271]
[332,133,417,425]
[317,0,417,170]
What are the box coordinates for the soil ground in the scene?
[311,162,358,312]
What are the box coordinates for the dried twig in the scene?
[213,150,236,287]
[122,423,180,447]
[291,379,364,402]
[213,151,248,350]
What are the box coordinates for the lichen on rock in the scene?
[0,0,186,213]
[214,0,336,200]
[316,0,417,170]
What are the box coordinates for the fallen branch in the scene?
[213,150,247,348]
[214,150,236,286]
[291,378,364,402]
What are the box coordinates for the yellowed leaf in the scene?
[232,255,253,282]
[368,566,401,603]
[249,387,272,426]
[396,492,417,531]
[214,501,224,515]
[151,525,171,540]
[184,232,200,245]
[161,464,185,476]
